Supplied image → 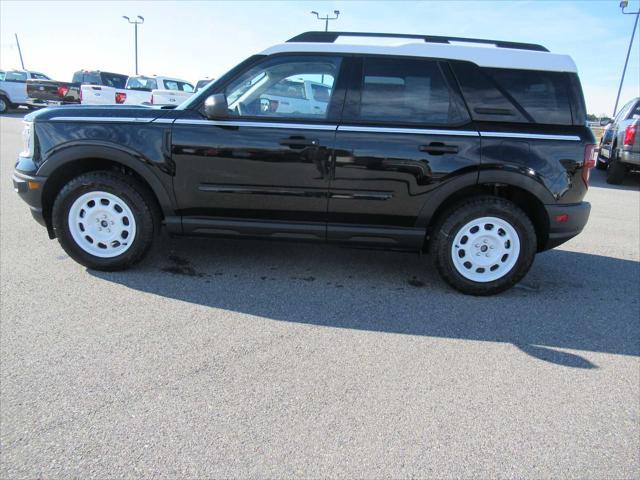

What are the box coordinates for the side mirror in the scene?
[600,118,612,126]
[204,93,228,119]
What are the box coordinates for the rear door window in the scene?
[345,57,469,126]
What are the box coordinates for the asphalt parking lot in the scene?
[1,110,639,478]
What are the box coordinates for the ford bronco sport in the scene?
[13,31,595,295]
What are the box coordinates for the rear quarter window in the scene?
[486,68,572,125]
[451,62,577,125]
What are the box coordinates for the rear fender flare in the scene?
[415,168,554,229]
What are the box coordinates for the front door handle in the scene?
[279,137,319,149]
[419,143,459,155]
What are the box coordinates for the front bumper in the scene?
[12,170,48,227]
[542,202,591,250]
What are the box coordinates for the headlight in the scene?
[20,121,34,157]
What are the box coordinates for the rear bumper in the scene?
[27,98,79,107]
[620,150,640,166]
[542,202,590,251]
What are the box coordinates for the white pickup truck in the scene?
[115,75,195,106]
[0,69,52,113]
[78,71,129,105]
[259,79,331,116]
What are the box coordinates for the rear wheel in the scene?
[52,171,158,270]
[596,153,608,170]
[431,196,537,295]
[606,153,626,184]
[0,96,9,113]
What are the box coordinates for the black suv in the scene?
[12,32,595,295]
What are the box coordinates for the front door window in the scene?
[224,56,341,120]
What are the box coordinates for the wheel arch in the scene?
[38,145,176,237]
[419,171,552,252]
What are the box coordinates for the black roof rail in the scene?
[286,31,549,53]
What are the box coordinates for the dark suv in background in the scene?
[12,32,595,295]
[597,97,640,184]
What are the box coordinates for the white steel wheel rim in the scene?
[451,216,521,283]
[67,191,137,258]
[0,98,6,110]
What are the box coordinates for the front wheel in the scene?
[52,171,158,271]
[0,96,9,113]
[430,197,537,295]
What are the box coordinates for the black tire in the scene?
[430,196,537,296]
[606,153,626,185]
[595,155,608,170]
[0,96,9,113]
[52,171,159,271]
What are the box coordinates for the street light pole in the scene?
[14,33,25,70]
[613,1,639,116]
[122,15,145,75]
[310,10,340,32]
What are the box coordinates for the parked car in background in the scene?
[597,97,640,183]
[27,69,128,107]
[260,78,331,116]
[13,31,596,295]
[78,71,128,105]
[195,78,215,92]
[118,75,195,106]
[0,69,51,113]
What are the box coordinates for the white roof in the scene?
[260,41,577,73]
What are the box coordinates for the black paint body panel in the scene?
[14,53,595,253]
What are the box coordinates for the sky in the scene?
[1,0,638,116]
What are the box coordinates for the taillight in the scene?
[582,144,597,187]
[623,123,637,146]
[115,92,126,104]
[150,94,154,104]
[57,85,69,98]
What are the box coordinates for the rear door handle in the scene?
[279,137,319,148]
[419,143,459,155]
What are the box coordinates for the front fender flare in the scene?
[37,142,176,216]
